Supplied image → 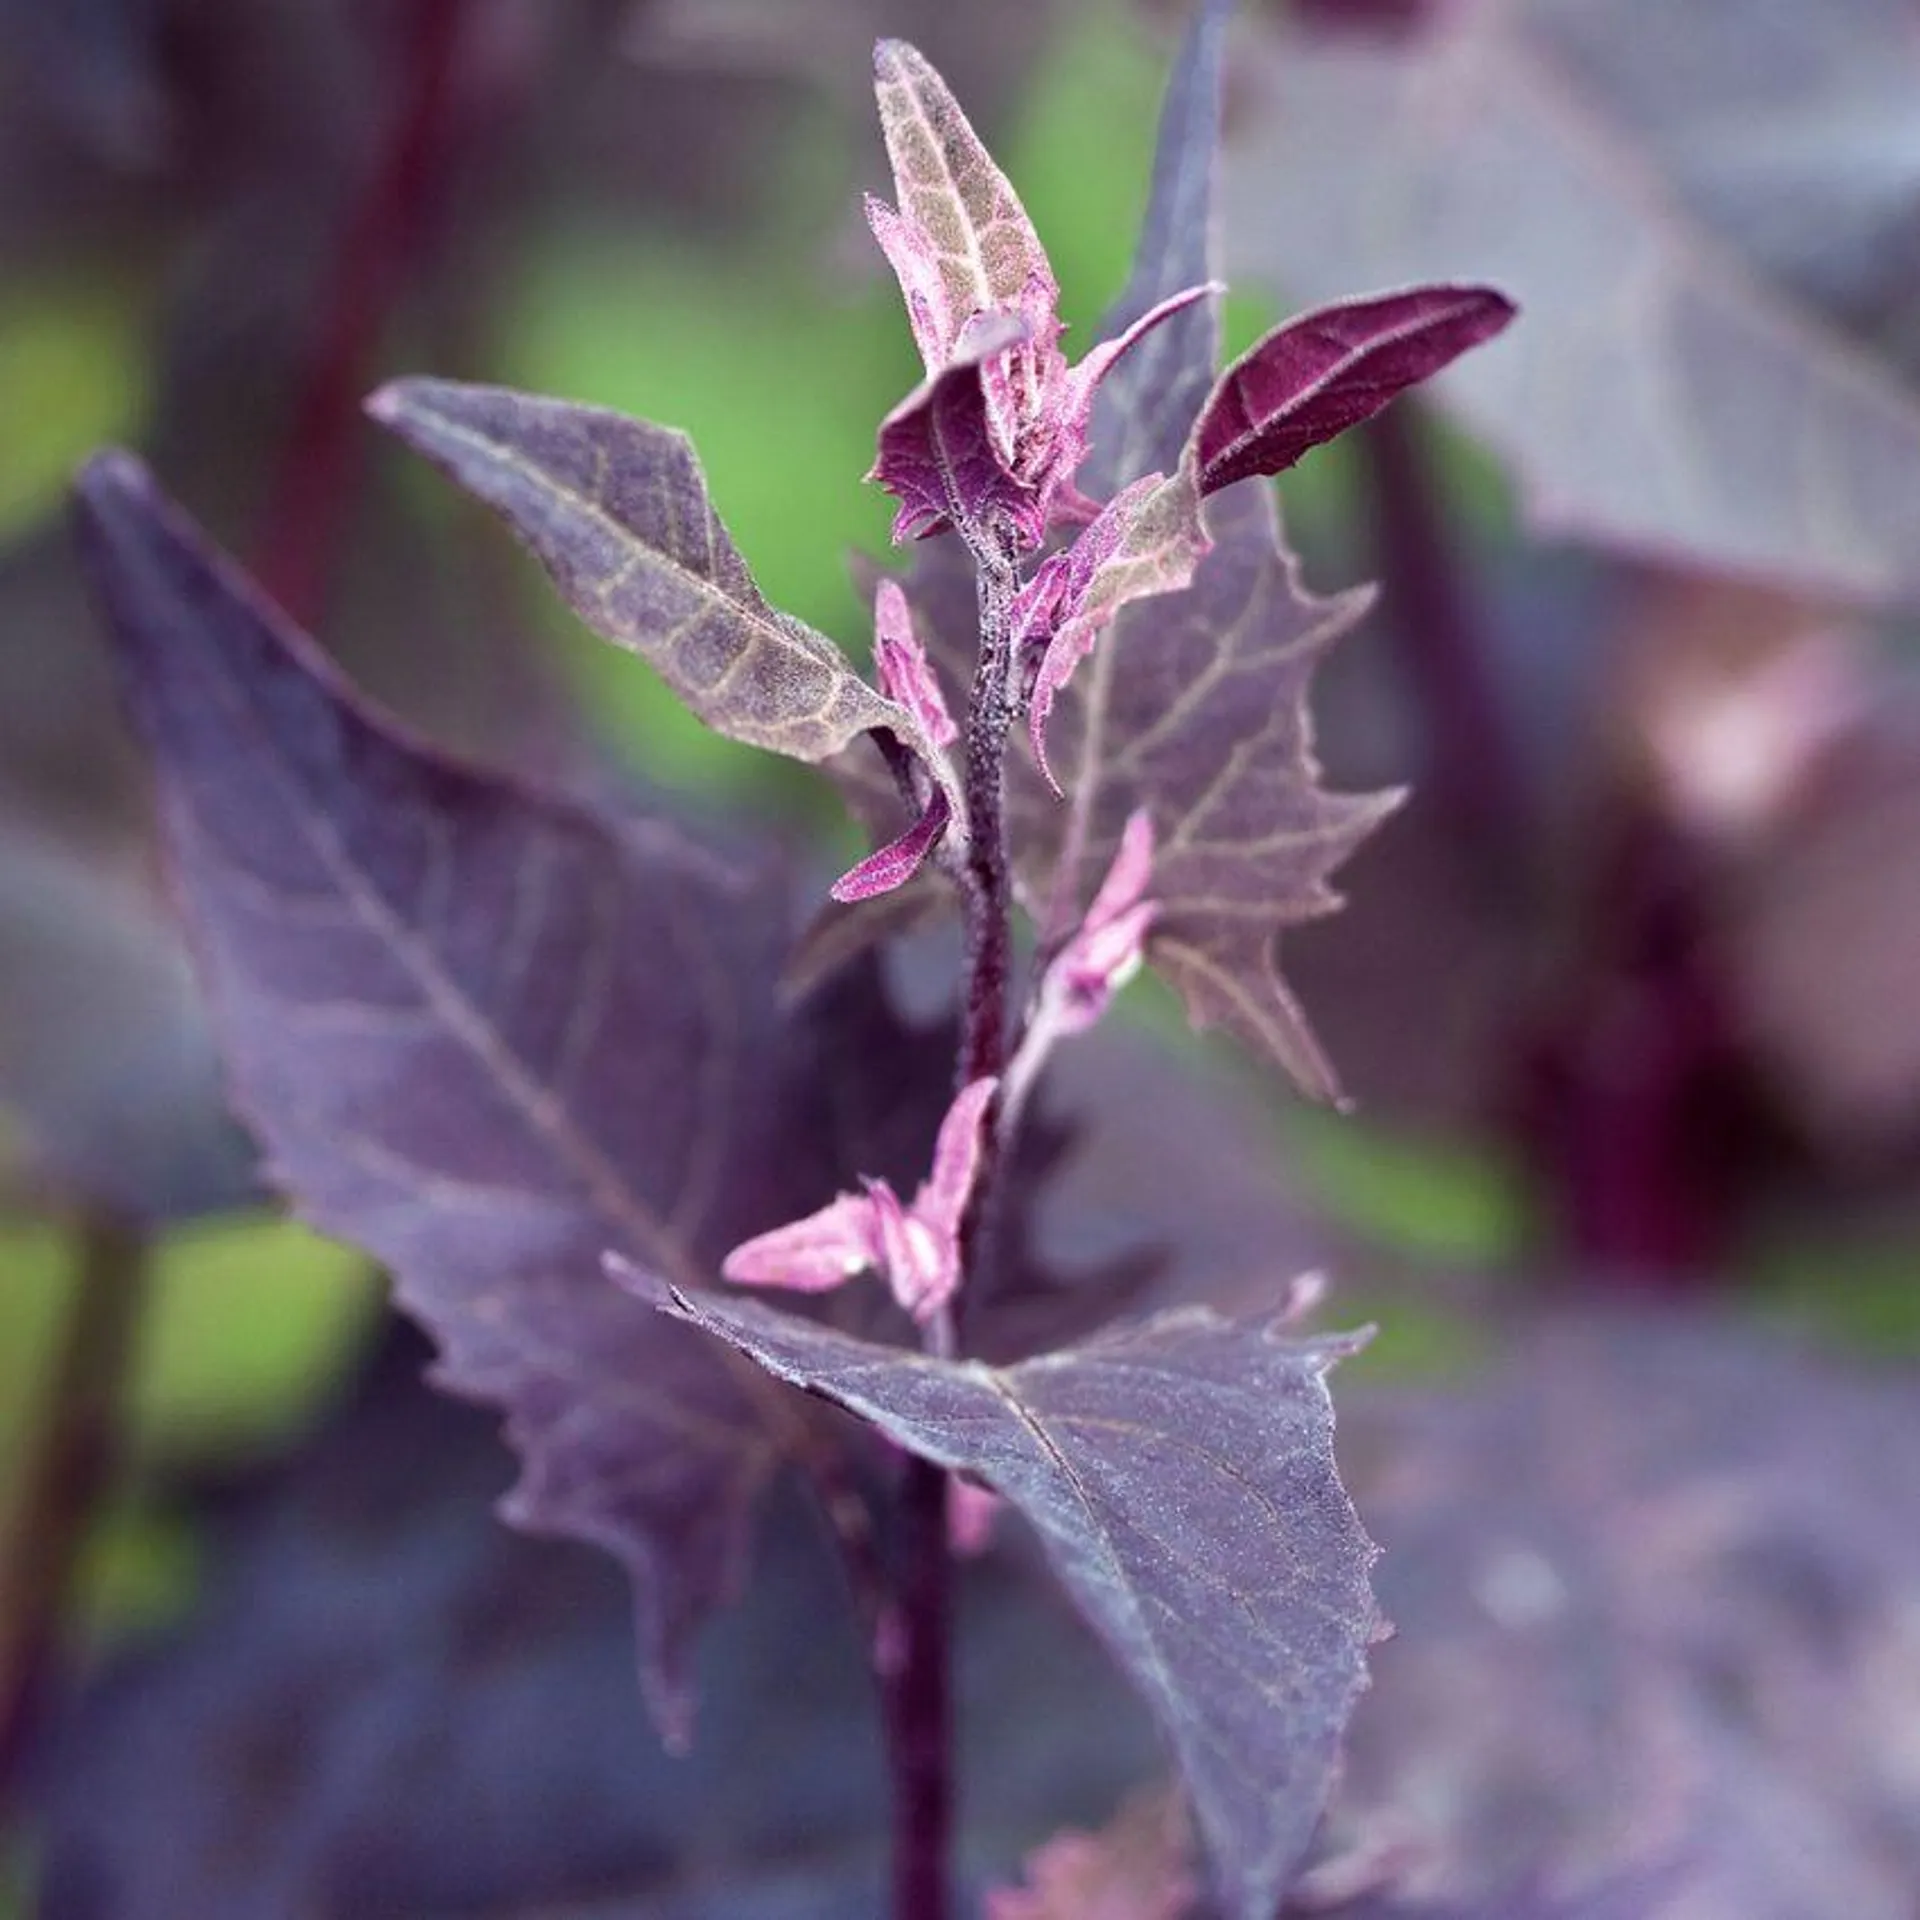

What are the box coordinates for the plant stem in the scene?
[256,0,471,628]
[0,1212,149,1806]
[889,1451,954,1920]
[1359,405,1526,887]
[883,521,1022,1919]
[957,530,1021,1092]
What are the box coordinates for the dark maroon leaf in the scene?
[1225,0,1920,603]
[634,1278,1383,1920]
[366,378,925,766]
[1082,0,1232,497]
[72,452,814,1745]
[1190,286,1517,498]
[870,313,1037,544]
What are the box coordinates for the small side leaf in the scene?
[1190,285,1517,497]
[368,377,916,765]
[635,1279,1382,1920]
[1028,469,1210,793]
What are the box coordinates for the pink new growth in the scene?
[1054,811,1157,1035]
[722,1077,999,1325]
[866,39,1210,546]
[830,579,958,903]
[872,577,956,747]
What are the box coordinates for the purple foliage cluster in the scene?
[71,4,1512,1914]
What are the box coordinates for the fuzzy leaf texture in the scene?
[1190,285,1517,496]
[72,455,819,1748]
[632,1277,1382,1920]
[869,37,1055,372]
[367,378,923,765]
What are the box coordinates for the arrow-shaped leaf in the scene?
[631,1276,1382,1920]
[1190,284,1517,497]
[74,453,824,1746]
[368,377,920,766]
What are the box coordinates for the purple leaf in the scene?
[829,782,953,904]
[1328,1312,1920,1915]
[900,485,1398,1101]
[366,377,923,765]
[1065,489,1400,1103]
[1082,0,1233,496]
[869,39,1057,376]
[1189,285,1517,497]
[635,1281,1382,1920]
[873,576,957,747]
[1026,470,1210,792]
[72,453,818,1747]
[1225,0,1920,603]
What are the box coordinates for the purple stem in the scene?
[889,1451,954,1920]
[255,0,470,628]
[1359,405,1526,884]
[883,520,1023,1919]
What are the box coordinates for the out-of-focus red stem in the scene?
[255,0,470,628]
[0,1213,148,1807]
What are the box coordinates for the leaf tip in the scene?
[72,446,152,512]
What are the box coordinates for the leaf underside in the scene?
[368,377,915,764]
[642,1279,1382,1920]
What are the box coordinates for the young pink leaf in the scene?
[870,38,1057,375]
[73,454,807,1748]
[1050,810,1158,1038]
[1028,470,1210,794]
[720,1192,881,1293]
[634,1280,1382,1920]
[867,46,1214,547]
[872,577,956,747]
[1189,284,1517,496]
[716,1074,996,1327]
[988,1790,1198,1920]
[829,784,952,904]
[367,378,928,768]
[915,1072,997,1241]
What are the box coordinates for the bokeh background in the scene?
[4,1,1920,1913]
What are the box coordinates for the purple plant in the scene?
[72,4,1511,1914]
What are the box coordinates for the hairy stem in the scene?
[958,531,1021,1091]
[885,522,1022,1919]
[0,1213,149,1804]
